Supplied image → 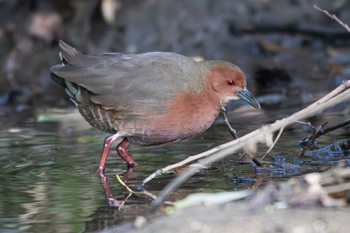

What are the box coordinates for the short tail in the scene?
[58,40,82,65]
[51,40,83,104]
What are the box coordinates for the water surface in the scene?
[0,99,348,232]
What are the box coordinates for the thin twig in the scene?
[260,126,285,162]
[299,122,328,156]
[221,106,238,139]
[116,174,169,205]
[294,120,318,130]
[299,119,350,156]
[316,119,350,137]
[142,152,211,184]
[314,5,350,33]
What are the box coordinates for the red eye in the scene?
[227,80,235,86]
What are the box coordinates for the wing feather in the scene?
[50,41,206,116]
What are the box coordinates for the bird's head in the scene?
[208,62,260,109]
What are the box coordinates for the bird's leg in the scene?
[116,138,137,180]
[220,106,238,139]
[98,132,123,206]
[97,133,122,176]
[219,106,237,171]
[116,138,136,168]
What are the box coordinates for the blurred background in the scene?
[1,0,350,232]
[1,0,350,114]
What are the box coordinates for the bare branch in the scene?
[314,5,350,33]
[260,126,285,162]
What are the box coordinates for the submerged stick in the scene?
[299,119,350,156]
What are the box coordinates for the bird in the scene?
[50,40,260,177]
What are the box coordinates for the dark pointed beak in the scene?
[237,88,261,109]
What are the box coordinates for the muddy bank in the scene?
[122,203,349,233]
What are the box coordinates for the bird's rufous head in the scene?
[209,63,260,109]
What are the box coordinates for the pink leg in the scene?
[116,138,136,168]
[117,138,137,181]
[97,133,137,206]
[97,132,122,176]
[97,132,123,206]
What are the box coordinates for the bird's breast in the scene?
[121,90,221,145]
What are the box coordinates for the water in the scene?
[1,44,350,232]
[0,99,348,232]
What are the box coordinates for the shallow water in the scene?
[1,46,350,232]
[0,98,349,232]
